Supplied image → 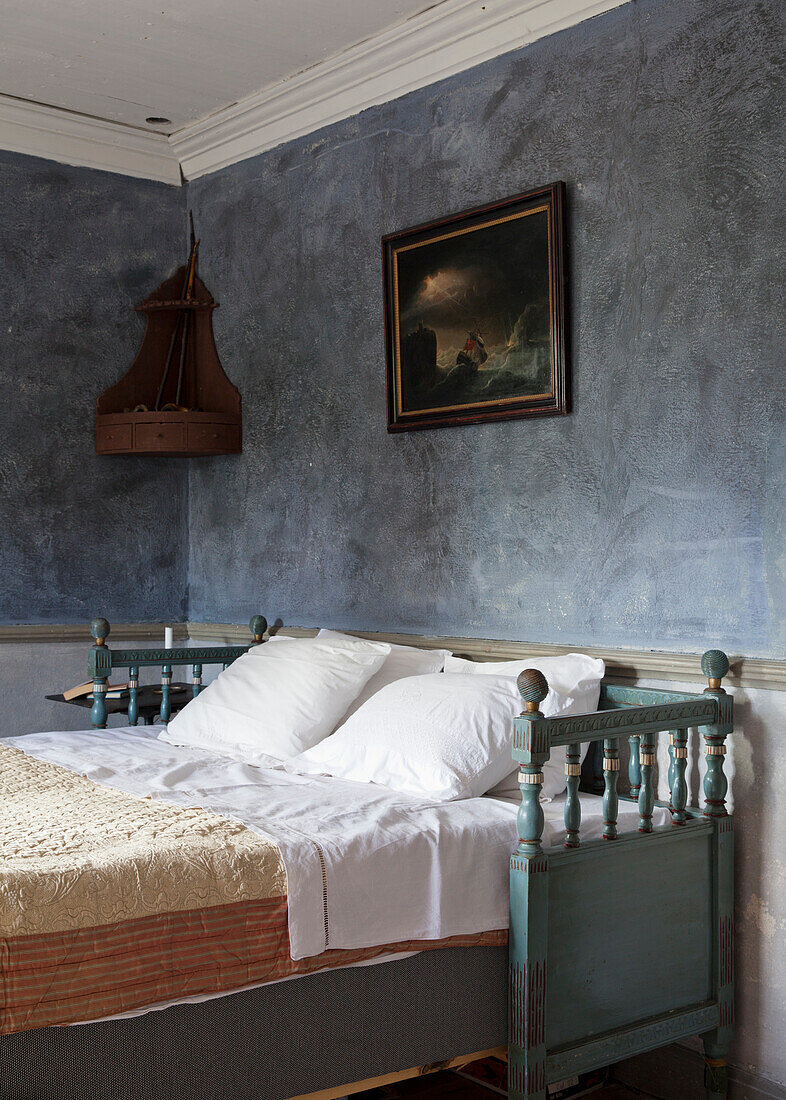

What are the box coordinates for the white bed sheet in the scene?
[6,727,669,967]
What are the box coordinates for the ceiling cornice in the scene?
[1,0,629,185]
[0,94,182,185]
[172,0,628,180]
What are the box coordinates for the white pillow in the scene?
[286,672,579,801]
[317,629,451,720]
[444,652,603,711]
[446,653,605,800]
[160,635,390,762]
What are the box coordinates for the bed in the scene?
[0,619,734,1100]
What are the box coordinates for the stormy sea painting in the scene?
[384,185,566,431]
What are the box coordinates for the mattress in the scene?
[2,726,669,1034]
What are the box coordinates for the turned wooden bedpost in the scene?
[88,617,111,729]
[509,669,550,1100]
[628,734,641,797]
[160,664,173,723]
[515,670,550,857]
[127,665,139,726]
[699,649,734,1099]
[667,731,676,808]
[637,731,656,833]
[701,650,731,819]
[602,737,619,840]
[670,728,688,824]
[564,740,581,849]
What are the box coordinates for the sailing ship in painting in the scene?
[400,301,550,414]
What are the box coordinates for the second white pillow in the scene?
[317,628,451,721]
[287,672,571,801]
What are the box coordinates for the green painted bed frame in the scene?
[510,651,733,1100]
[85,615,267,728]
[85,621,732,1099]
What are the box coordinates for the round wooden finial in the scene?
[701,649,729,689]
[90,617,110,645]
[249,614,268,642]
[517,668,549,713]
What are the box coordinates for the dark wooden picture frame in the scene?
[383,181,567,432]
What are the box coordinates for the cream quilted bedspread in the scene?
[0,743,286,937]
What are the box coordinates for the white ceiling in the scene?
[0,0,435,131]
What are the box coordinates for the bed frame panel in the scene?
[546,823,713,1050]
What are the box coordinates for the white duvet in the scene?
[6,727,668,964]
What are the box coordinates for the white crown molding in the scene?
[171,0,630,180]
[0,0,627,184]
[0,94,182,185]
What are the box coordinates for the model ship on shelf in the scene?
[96,214,241,456]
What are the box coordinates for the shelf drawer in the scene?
[135,421,187,451]
[96,423,133,453]
[187,422,240,452]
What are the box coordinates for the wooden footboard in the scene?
[509,652,734,1100]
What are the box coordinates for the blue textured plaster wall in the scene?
[186,0,786,658]
[0,151,188,623]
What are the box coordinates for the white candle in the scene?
[164,626,173,649]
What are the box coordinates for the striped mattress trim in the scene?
[2,895,506,1034]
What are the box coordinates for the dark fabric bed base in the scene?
[0,946,507,1100]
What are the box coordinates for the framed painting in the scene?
[383,181,567,432]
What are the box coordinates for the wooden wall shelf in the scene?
[97,410,240,457]
[96,255,241,457]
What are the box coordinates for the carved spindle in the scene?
[638,732,656,832]
[671,728,688,825]
[192,663,203,699]
[564,742,581,848]
[250,615,267,645]
[128,665,139,726]
[516,669,551,858]
[89,617,111,729]
[628,734,641,797]
[701,649,731,818]
[667,731,676,809]
[603,737,620,840]
[160,663,173,723]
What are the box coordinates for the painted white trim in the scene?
[0,0,628,183]
[0,95,182,185]
[172,0,629,180]
[186,622,786,693]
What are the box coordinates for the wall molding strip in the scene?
[0,623,188,644]
[186,622,786,692]
[171,0,629,180]
[0,0,628,183]
[3,619,782,691]
[0,94,182,185]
